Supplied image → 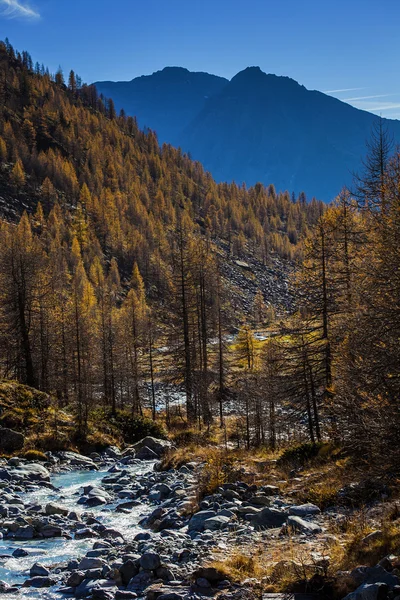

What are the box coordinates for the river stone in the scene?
[57,451,96,469]
[41,524,63,537]
[188,510,217,532]
[75,527,99,539]
[12,547,29,557]
[75,578,109,598]
[0,428,24,452]
[140,552,161,571]
[127,570,154,589]
[14,524,35,539]
[286,515,322,534]
[30,562,50,577]
[120,560,139,585]
[66,571,85,586]
[250,506,287,528]
[22,576,56,587]
[45,502,69,516]
[288,503,321,517]
[11,463,50,482]
[78,557,108,570]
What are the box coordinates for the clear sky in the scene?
[1,0,400,119]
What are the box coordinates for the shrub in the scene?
[278,442,323,468]
[22,449,47,461]
[113,411,166,444]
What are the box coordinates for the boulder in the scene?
[130,437,172,457]
[22,576,56,587]
[9,463,50,482]
[286,515,322,534]
[344,582,389,600]
[288,503,321,517]
[57,451,96,469]
[120,559,139,585]
[30,562,50,577]
[140,552,161,571]
[250,507,287,528]
[78,557,108,570]
[203,515,231,531]
[194,566,226,583]
[45,502,69,516]
[135,446,159,460]
[350,565,399,587]
[0,427,24,452]
[188,510,217,532]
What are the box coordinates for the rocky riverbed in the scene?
[0,437,399,600]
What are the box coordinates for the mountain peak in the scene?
[231,66,265,82]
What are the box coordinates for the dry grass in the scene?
[332,510,400,570]
[207,550,267,582]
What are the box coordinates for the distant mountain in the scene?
[95,66,400,200]
[95,67,227,147]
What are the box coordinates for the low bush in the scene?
[21,449,47,461]
[113,410,166,444]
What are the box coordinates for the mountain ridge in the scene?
[95,66,400,200]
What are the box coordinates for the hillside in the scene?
[96,66,400,200]
[0,40,323,429]
[0,40,322,307]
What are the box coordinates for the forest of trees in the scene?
[0,40,399,467]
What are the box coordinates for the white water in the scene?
[0,462,156,597]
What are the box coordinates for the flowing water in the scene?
[0,462,156,598]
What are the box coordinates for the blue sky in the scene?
[1,0,400,119]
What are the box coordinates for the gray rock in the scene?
[350,565,399,587]
[30,562,50,577]
[288,503,321,517]
[250,506,287,528]
[120,560,139,585]
[40,524,63,537]
[362,531,383,544]
[248,495,270,506]
[204,515,231,530]
[131,436,172,457]
[45,502,69,516]
[286,515,322,534]
[140,552,161,571]
[127,570,153,590]
[78,557,108,570]
[11,463,50,482]
[75,578,109,598]
[57,451,96,468]
[22,576,56,587]
[135,446,159,460]
[66,571,85,587]
[188,510,217,532]
[14,524,35,539]
[0,427,24,452]
[344,582,388,600]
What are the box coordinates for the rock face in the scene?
[0,427,24,452]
